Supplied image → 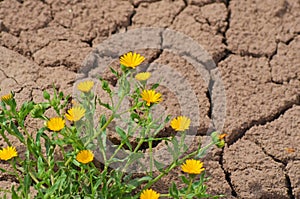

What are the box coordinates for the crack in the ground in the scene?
[205,89,212,119]
[31,40,51,58]
[286,174,295,199]
[143,30,164,71]
[169,0,188,27]
[268,42,279,84]
[81,36,96,48]
[227,99,300,146]
[188,0,226,6]
[125,10,137,31]
[219,147,238,198]
[222,0,231,46]
[283,32,299,45]
[268,36,300,84]
[217,49,234,63]
[131,0,162,8]
[0,68,19,85]
[13,86,24,94]
[216,0,231,64]
[252,140,286,166]
[252,141,296,199]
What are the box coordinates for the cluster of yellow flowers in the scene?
[0,52,208,199]
[119,52,206,198]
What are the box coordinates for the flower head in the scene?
[135,72,151,81]
[77,81,94,93]
[211,131,226,148]
[0,146,18,161]
[65,107,86,122]
[218,133,227,140]
[76,150,94,164]
[181,159,205,175]
[141,90,162,106]
[170,116,191,132]
[1,93,13,103]
[140,189,160,199]
[285,148,295,153]
[47,117,65,131]
[120,52,145,69]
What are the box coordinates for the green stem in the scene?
[65,156,72,167]
[11,159,21,185]
[84,83,126,147]
[119,136,146,179]
[184,175,195,199]
[28,171,46,189]
[107,142,125,164]
[84,115,114,147]
[121,122,151,173]
[149,139,153,176]
[144,141,215,190]
[144,161,177,190]
[0,128,11,146]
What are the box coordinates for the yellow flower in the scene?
[135,72,151,81]
[77,81,94,93]
[181,159,205,175]
[141,90,162,106]
[47,117,65,131]
[170,116,191,131]
[1,93,13,103]
[120,52,145,69]
[76,150,94,164]
[0,146,18,161]
[65,107,86,122]
[140,189,160,199]
[218,133,227,140]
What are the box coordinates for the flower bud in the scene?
[30,103,49,119]
[43,90,50,100]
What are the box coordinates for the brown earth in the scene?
[0,0,299,198]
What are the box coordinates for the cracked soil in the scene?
[0,0,299,198]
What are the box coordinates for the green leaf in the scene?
[18,101,35,123]
[123,78,130,94]
[115,126,127,140]
[127,176,152,190]
[169,182,179,199]
[43,90,51,100]
[154,159,165,172]
[98,99,112,110]
[41,132,51,156]
[116,126,132,151]
[92,179,103,193]
[127,152,144,166]
[130,113,140,122]
[59,91,64,99]
[164,115,171,123]
[181,175,189,185]
[99,114,107,127]
[27,137,39,158]
[37,156,45,179]
[23,173,31,196]
[102,80,111,94]
[11,186,19,199]
[110,67,119,77]
[151,83,159,90]
[9,121,24,143]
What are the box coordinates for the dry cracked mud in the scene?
[0,0,299,198]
